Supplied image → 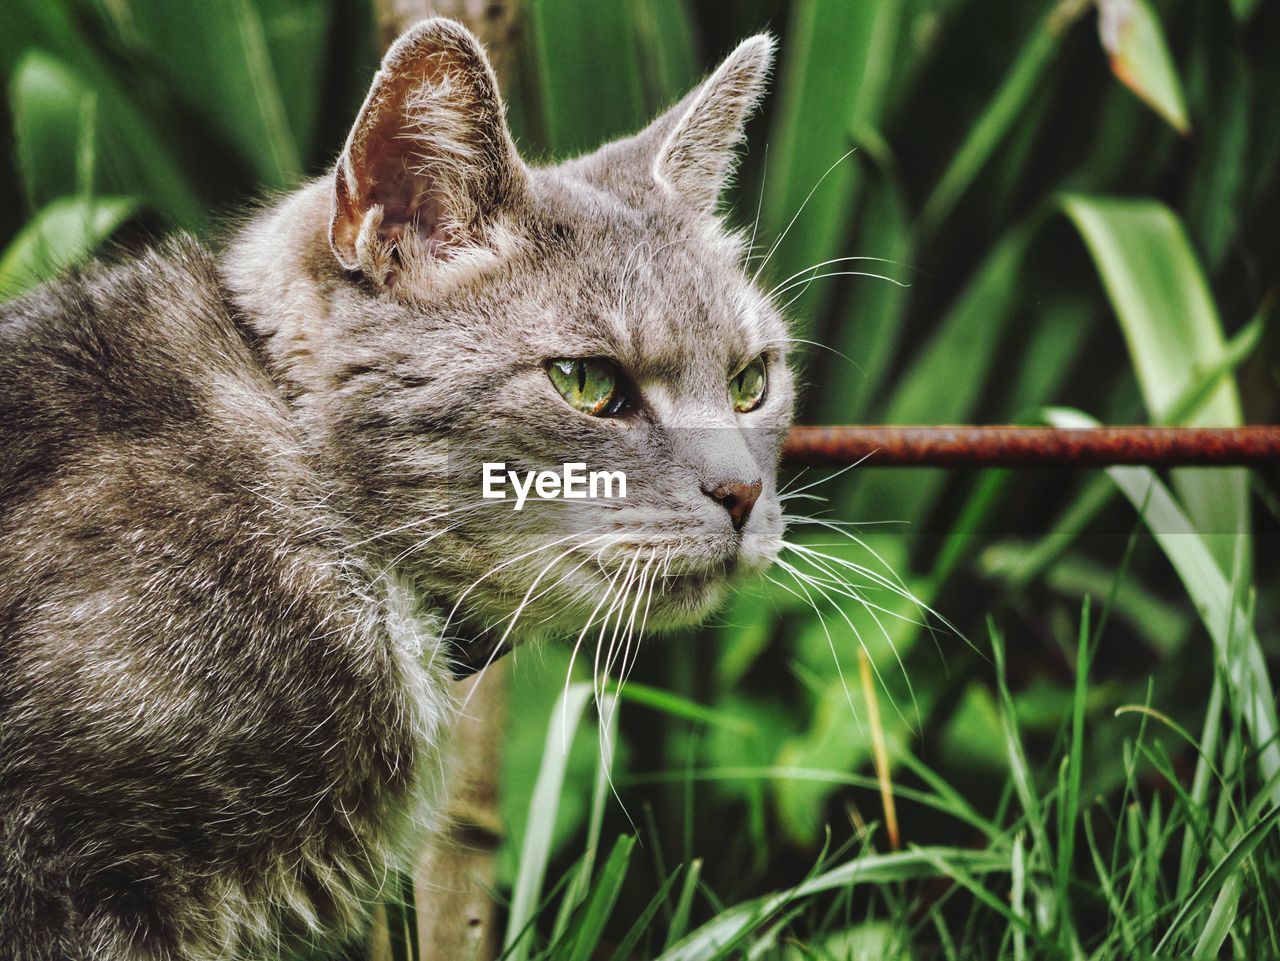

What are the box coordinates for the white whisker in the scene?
[753,147,858,284]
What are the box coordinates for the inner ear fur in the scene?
[653,34,775,212]
[329,18,525,281]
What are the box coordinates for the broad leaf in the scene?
[113,0,309,186]
[761,0,904,327]
[0,195,137,298]
[1062,195,1247,573]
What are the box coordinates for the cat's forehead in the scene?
[512,170,783,373]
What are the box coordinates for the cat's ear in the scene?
[330,18,525,281]
[652,35,775,212]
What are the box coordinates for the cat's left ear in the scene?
[330,18,526,282]
[651,35,775,212]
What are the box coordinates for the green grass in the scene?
[494,576,1279,959]
[2,0,1278,958]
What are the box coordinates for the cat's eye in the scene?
[546,358,624,416]
[730,356,767,413]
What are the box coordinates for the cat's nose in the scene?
[705,479,762,531]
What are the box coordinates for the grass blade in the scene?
[657,847,1011,961]
[607,866,684,961]
[552,692,620,940]
[504,682,594,961]
[559,835,636,961]
[918,8,1069,239]
[663,858,703,952]
[1047,407,1280,807]
[604,681,756,735]
[10,51,92,207]
[527,0,644,156]
[1156,805,1280,953]
[117,0,303,185]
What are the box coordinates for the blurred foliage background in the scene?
[3,0,1279,958]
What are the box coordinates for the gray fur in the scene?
[0,18,791,959]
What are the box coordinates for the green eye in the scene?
[547,358,622,416]
[730,356,767,413]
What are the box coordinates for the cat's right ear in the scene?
[330,19,526,285]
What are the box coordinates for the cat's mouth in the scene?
[662,559,733,593]
[439,523,782,678]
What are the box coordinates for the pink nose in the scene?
[706,480,762,531]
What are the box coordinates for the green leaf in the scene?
[631,765,1000,839]
[10,51,91,207]
[633,0,699,111]
[0,195,137,298]
[1185,24,1249,270]
[607,865,684,961]
[606,681,756,735]
[1193,872,1244,959]
[256,0,335,159]
[1157,804,1280,953]
[499,647,599,891]
[1097,0,1190,135]
[923,292,1093,589]
[112,0,305,186]
[1064,194,1233,419]
[990,625,1052,874]
[774,680,875,845]
[5,0,204,227]
[657,847,1011,961]
[1062,195,1247,573]
[761,0,902,326]
[814,159,911,423]
[551,691,620,941]
[663,858,703,951]
[844,221,1035,522]
[1000,308,1265,592]
[939,683,1006,776]
[714,588,787,691]
[1229,0,1260,20]
[528,0,646,156]
[560,835,636,961]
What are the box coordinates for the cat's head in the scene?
[232,19,793,659]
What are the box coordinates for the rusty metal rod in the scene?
[782,425,1280,468]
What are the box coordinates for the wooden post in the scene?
[367,7,520,961]
[375,0,522,80]
[411,667,508,959]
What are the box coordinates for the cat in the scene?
[0,18,793,960]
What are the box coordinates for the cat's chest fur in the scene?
[0,240,454,958]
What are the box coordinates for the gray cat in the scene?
[0,19,792,960]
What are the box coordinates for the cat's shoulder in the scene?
[0,236,292,495]
[0,235,259,402]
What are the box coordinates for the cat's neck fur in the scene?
[222,180,348,400]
